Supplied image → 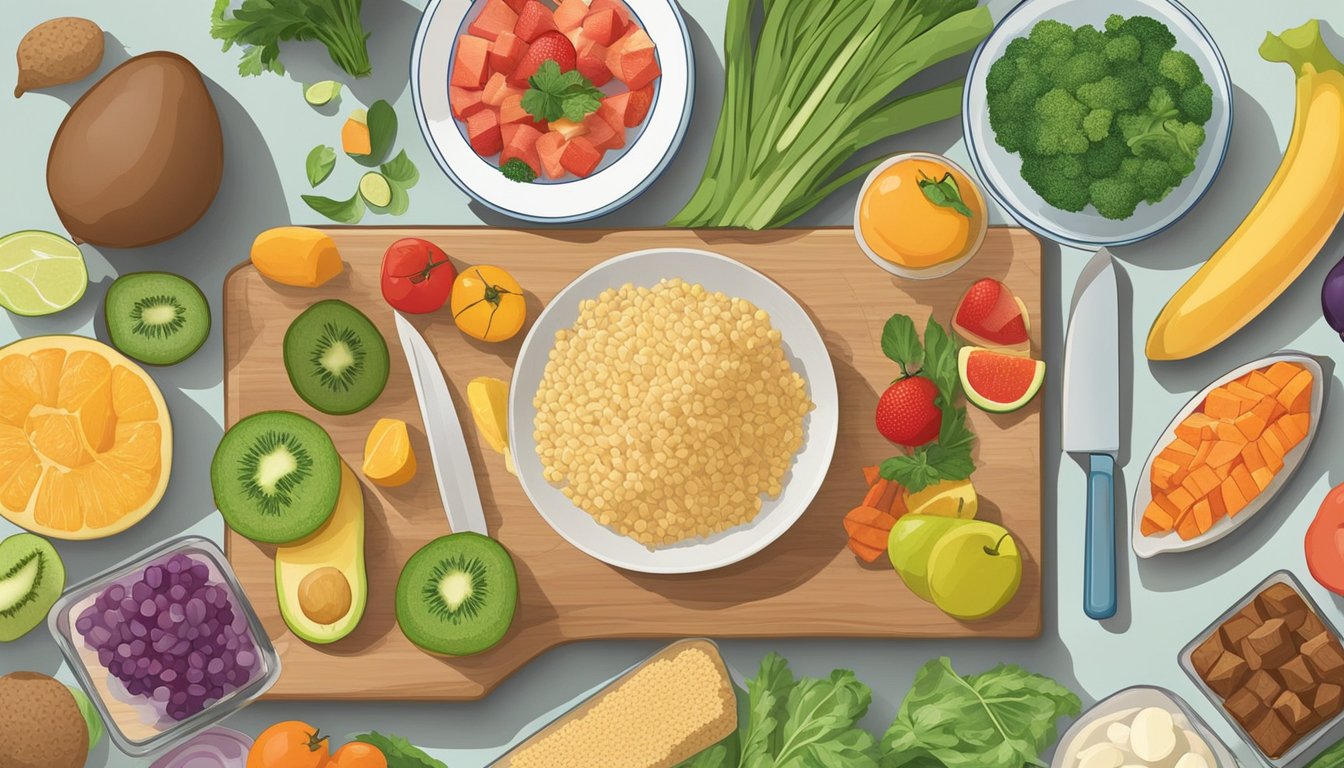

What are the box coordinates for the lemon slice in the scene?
[359,172,392,208]
[304,80,342,106]
[0,230,88,317]
[468,377,510,455]
[904,478,978,519]
[363,418,416,487]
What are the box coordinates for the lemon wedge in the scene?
[363,418,416,487]
[904,478,978,519]
[468,377,515,475]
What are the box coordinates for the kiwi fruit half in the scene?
[0,533,65,642]
[396,533,518,656]
[284,299,389,415]
[104,271,210,365]
[211,410,342,544]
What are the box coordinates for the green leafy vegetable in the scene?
[918,172,973,218]
[306,144,337,186]
[302,190,365,223]
[521,60,604,123]
[353,731,447,768]
[210,0,372,78]
[882,658,1081,768]
[352,100,397,166]
[500,158,538,183]
[668,0,992,229]
[881,315,924,374]
[378,149,419,215]
[67,686,103,749]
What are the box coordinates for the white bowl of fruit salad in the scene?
[412,0,693,222]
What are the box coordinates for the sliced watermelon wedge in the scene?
[953,278,1030,353]
[958,347,1044,413]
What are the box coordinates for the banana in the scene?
[1147,20,1344,361]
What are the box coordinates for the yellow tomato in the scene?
[858,155,986,270]
[451,265,526,342]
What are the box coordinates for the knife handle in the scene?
[1084,453,1117,620]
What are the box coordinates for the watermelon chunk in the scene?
[451,35,491,88]
[582,7,627,47]
[553,0,590,32]
[536,132,567,179]
[561,136,604,177]
[467,109,503,157]
[450,86,487,120]
[501,123,544,175]
[499,93,540,127]
[610,30,659,90]
[468,0,519,42]
[489,32,528,75]
[500,0,528,11]
[582,112,621,151]
[595,97,624,134]
[483,72,523,107]
[576,38,612,86]
[604,85,652,127]
[514,0,559,43]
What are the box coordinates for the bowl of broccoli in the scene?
[963,0,1232,248]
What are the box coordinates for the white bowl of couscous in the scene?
[510,249,839,574]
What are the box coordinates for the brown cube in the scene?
[1226,687,1267,728]
[1240,601,1268,623]
[1273,690,1317,734]
[1296,612,1327,644]
[1303,633,1344,684]
[1205,651,1251,698]
[1241,638,1264,671]
[1258,583,1308,619]
[1248,709,1297,758]
[1280,655,1316,693]
[1192,633,1226,678]
[1246,669,1285,706]
[1315,683,1343,717]
[1223,613,1262,647]
[1246,618,1296,668]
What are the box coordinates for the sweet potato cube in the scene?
[1232,464,1259,501]
[450,85,486,119]
[1177,510,1203,540]
[1151,457,1181,489]
[1162,440,1199,467]
[1260,431,1288,466]
[1205,388,1246,420]
[1227,381,1263,404]
[536,131,567,179]
[1191,439,1215,468]
[489,32,529,74]
[553,0,591,32]
[1241,442,1268,473]
[468,0,520,41]
[1143,501,1176,534]
[1279,370,1314,414]
[1192,499,1214,534]
[1206,440,1242,468]
[1247,371,1280,397]
[1222,477,1249,517]
[1265,361,1304,388]
[1208,485,1227,521]
[1154,491,1183,520]
[1252,466,1275,492]
[1140,515,1163,537]
[1180,472,1205,501]
[1176,413,1219,446]
[452,35,492,88]
[1285,413,1310,443]
[1168,486,1197,513]
[1214,421,1245,443]
[1234,411,1267,441]
[561,135,603,176]
[514,0,559,42]
[1189,465,1221,496]
[466,108,502,156]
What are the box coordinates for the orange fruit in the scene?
[0,336,171,539]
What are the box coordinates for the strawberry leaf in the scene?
[881,314,923,372]
[921,317,959,406]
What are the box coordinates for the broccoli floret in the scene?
[1033,88,1091,155]
[1082,136,1128,178]
[1056,51,1108,91]
[1104,14,1125,34]
[1157,49,1203,90]
[1003,36,1038,62]
[1104,35,1141,63]
[1028,19,1076,57]
[1075,24,1106,53]
[1134,158,1183,202]
[1179,81,1214,123]
[988,69,1048,152]
[1112,15,1177,65]
[985,54,1018,95]
[1077,76,1141,112]
[1022,155,1091,212]
[1147,85,1178,117]
[1082,109,1114,142]
[1090,177,1145,219]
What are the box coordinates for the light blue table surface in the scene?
[4,1,1344,766]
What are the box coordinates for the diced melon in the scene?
[1260,430,1288,466]
[1283,412,1310,444]
[1240,442,1266,473]
[450,86,487,120]
[1208,485,1227,521]
[1192,499,1214,534]
[561,135,603,176]
[577,38,612,86]
[1278,370,1313,414]
[501,0,529,12]
[1162,440,1198,466]
[466,109,503,156]
[536,131,568,179]
[498,94,545,130]
[554,0,591,32]
[1226,381,1261,404]
[582,112,621,150]
[1245,371,1279,397]
[489,32,529,75]
[1168,486,1196,514]
[1221,477,1248,517]
[1233,411,1266,441]
[550,117,589,140]
[1151,457,1180,489]
[1179,472,1204,501]
[604,84,653,127]
[1265,361,1304,388]
[583,6,628,46]
[1269,418,1302,451]
[1251,466,1274,491]
[515,0,559,42]
[468,0,520,41]
[1175,413,1216,445]
[452,35,492,88]
[616,47,660,90]
[501,123,544,175]
[1231,464,1258,501]
[341,113,372,156]
[1189,465,1220,496]
[1153,491,1182,520]
[482,72,517,107]
[1203,387,1244,420]
[1176,509,1202,541]
[1142,501,1174,535]
[1205,441,1241,468]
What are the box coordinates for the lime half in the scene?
[359,172,393,208]
[304,80,342,106]
[0,230,88,316]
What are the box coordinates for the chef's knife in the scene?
[394,312,488,536]
[1062,249,1120,620]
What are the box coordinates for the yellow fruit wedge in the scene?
[250,227,343,288]
[904,478,978,520]
[362,418,416,487]
[468,377,509,454]
[1147,20,1344,360]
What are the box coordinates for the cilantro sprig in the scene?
[521,60,603,123]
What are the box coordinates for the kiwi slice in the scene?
[104,272,210,365]
[284,300,389,415]
[211,410,342,544]
[396,533,518,656]
[0,533,65,642]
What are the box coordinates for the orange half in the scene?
[0,336,171,539]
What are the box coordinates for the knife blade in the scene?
[1062,248,1120,620]
[394,312,488,536]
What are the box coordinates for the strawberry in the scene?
[952,277,1029,349]
[510,31,577,86]
[875,375,942,447]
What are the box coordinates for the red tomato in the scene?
[380,238,457,314]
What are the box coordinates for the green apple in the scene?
[888,515,962,601]
[927,521,1021,621]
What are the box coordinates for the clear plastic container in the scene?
[1179,570,1344,766]
[1050,686,1238,767]
[48,536,279,757]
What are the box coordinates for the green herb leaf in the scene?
[918,171,974,218]
[521,60,603,123]
[881,315,923,372]
[880,405,975,493]
[347,99,397,166]
[305,144,337,186]
[882,658,1080,768]
[921,317,960,406]
[353,732,446,768]
[302,190,365,223]
[500,158,538,183]
[210,0,372,78]
[381,149,420,188]
[67,686,103,749]
[738,653,794,763]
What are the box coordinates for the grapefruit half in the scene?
[958,346,1044,413]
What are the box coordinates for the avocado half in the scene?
[275,462,368,644]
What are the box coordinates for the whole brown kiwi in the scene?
[0,671,89,768]
[46,51,223,248]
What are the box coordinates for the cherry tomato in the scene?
[247,721,330,768]
[380,238,457,314]
[329,742,389,768]
[451,265,526,342]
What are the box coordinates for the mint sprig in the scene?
[918,171,974,218]
[521,60,602,123]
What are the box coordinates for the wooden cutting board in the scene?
[222,227,1044,700]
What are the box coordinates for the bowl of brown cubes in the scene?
[1181,570,1344,765]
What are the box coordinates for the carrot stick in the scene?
[848,538,884,563]
[862,478,889,509]
[876,481,899,514]
[862,465,881,487]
